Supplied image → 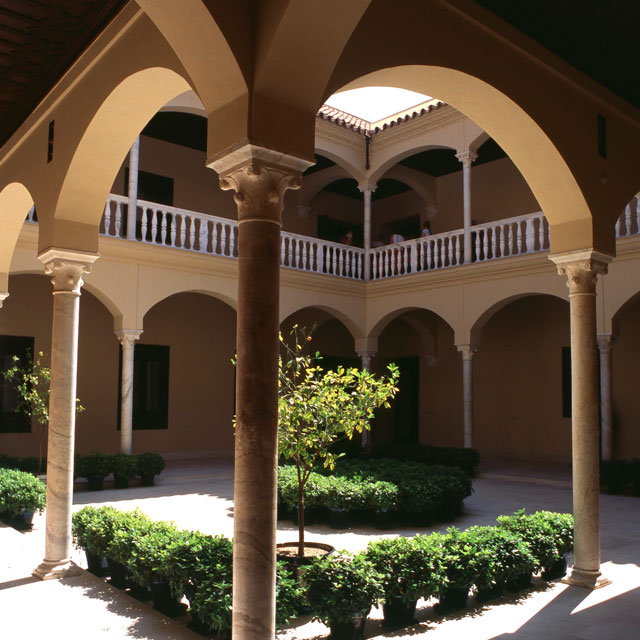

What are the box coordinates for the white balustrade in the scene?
[25,194,640,282]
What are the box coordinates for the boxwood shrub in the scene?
[0,467,46,517]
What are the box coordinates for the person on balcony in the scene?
[340,230,354,245]
[421,221,432,237]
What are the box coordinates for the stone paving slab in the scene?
[1,457,639,639]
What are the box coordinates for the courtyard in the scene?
[1,457,639,639]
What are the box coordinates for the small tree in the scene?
[3,350,84,474]
[278,326,399,555]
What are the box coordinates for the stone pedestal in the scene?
[33,248,98,580]
[214,144,309,640]
[115,329,142,454]
[552,250,612,590]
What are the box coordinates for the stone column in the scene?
[358,183,376,281]
[127,136,140,241]
[457,344,476,448]
[115,329,142,454]
[455,151,478,263]
[33,248,98,580]
[551,250,612,589]
[357,349,376,450]
[213,145,309,640]
[597,334,614,461]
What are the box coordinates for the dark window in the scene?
[124,168,174,206]
[0,336,34,433]
[118,344,169,430]
[562,346,571,418]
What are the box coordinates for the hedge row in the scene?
[370,442,481,475]
[278,458,473,525]
[600,459,640,495]
[0,452,165,487]
[71,506,303,634]
[72,506,572,635]
[309,510,572,631]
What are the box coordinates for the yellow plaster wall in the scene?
[436,157,540,232]
[474,295,571,463]
[612,297,640,458]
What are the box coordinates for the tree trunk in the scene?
[297,481,305,557]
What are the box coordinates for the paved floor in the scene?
[1,457,639,639]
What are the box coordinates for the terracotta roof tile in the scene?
[317,100,445,136]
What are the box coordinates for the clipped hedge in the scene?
[71,506,573,634]
[71,506,302,634]
[371,442,481,475]
[0,467,46,518]
[280,458,473,524]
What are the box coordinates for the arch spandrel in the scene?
[43,67,193,254]
[368,305,457,346]
[279,301,364,344]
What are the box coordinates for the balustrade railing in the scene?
[23,195,640,281]
[102,195,238,257]
[616,194,640,238]
[280,232,364,279]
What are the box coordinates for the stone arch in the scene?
[279,303,362,346]
[369,144,456,185]
[469,291,567,345]
[141,288,238,329]
[469,131,491,154]
[611,289,640,337]
[46,68,192,253]
[369,305,456,345]
[383,165,437,216]
[330,64,612,254]
[0,182,36,287]
[312,140,367,183]
[8,262,124,326]
[298,164,353,208]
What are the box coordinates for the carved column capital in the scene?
[38,248,99,295]
[457,343,477,360]
[596,333,614,353]
[455,150,478,168]
[212,144,312,225]
[357,182,377,194]
[550,250,612,295]
[115,329,143,349]
[0,293,8,308]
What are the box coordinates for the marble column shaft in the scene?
[554,252,611,589]
[357,350,376,449]
[457,344,476,448]
[358,183,376,281]
[455,151,477,264]
[34,249,97,580]
[116,330,142,454]
[127,136,140,241]
[217,149,305,640]
[597,334,613,462]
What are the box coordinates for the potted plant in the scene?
[364,480,398,530]
[276,325,398,557]
[304,551,382,640]
[0,467,46,529]
[76,452,112,491]
[71,505,128,575]
[136,452,165,486]
[435,528,478,612]
[366,534,443,628]
[111,453,137,489]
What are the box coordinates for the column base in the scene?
[561,566,611,589]
[33,559,82,581]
